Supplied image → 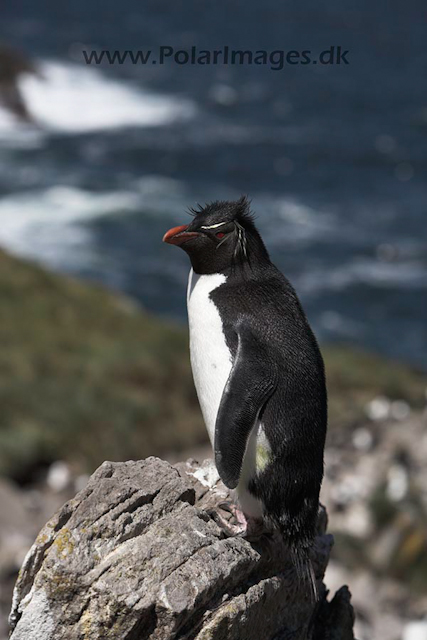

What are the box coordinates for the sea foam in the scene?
[0,186,141,269]
[1,59,195,136]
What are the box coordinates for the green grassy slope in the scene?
[0,250,203,479]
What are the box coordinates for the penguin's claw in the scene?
[217,501,233,513]
[208,507,248,537]
[208,505,266,541]
[217,502,247,527]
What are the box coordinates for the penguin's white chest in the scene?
[187,269,232,445]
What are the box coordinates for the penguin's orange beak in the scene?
[162,224,200,246]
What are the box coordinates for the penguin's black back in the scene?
[211,260,327,548]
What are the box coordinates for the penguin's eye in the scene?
[216,232,225,239]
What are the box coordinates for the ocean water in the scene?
[0,0,426,369]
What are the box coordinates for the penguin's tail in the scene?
[266,512,318,601]
[290,542,318,603]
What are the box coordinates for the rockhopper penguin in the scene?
[163,197,327,594]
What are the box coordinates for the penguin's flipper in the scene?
[214,320,278,489]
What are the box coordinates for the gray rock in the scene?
[9,457,354,640]
[0,46,36,121]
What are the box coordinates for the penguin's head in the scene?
[163,196,269,274]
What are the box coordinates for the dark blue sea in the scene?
[0,0,426,369]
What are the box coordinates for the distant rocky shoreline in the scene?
[0,46,37,122]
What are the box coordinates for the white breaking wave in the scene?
[0,186,141,269]
[0,178,194,274]
[0,59,195,138]
[298,260,427,295]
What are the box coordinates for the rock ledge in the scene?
[9,457,354,639]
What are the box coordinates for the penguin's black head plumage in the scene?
[163,196,270,274]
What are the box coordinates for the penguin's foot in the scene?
[208,506,247,536]
[217,502,247,526]
[209,503,265,540]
